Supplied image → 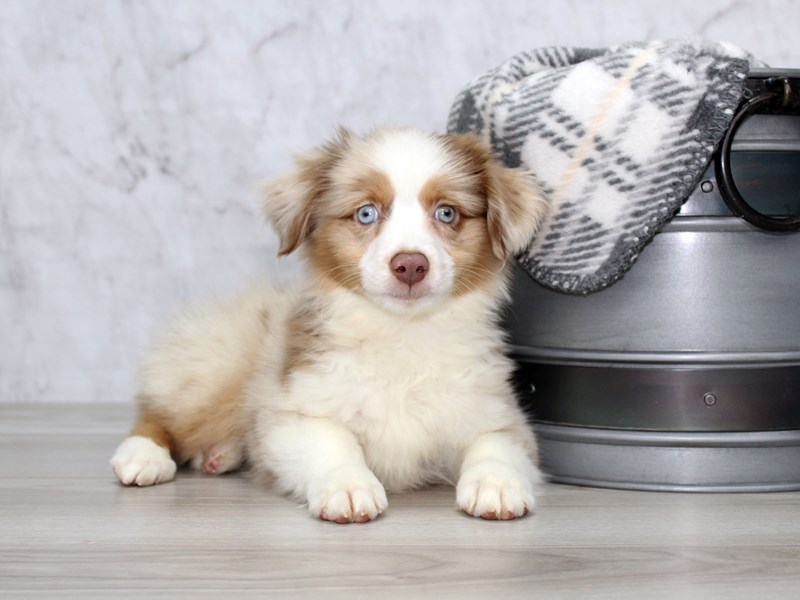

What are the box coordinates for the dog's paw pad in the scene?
[456,461,535,520]
[310,466,388,524]
[201,443,242,475]
[189,442,243,475]
[203,455,222,474]
[110,436,177,487]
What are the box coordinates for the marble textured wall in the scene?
[2,0,798,403]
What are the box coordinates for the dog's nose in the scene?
[390,253,429,285]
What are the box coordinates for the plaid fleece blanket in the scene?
[448,40,758,294]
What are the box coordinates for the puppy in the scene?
[110,127,549,523]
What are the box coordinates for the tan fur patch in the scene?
[485,162,544,260]
[130,406,174,452]
[137,380,248,466]
[348,168,395,215]
[441,132,545,260]
[281,300,325,383]
[450,218,505,296]
[303,170,393,292]
[418,173,485,218]
[311,167,395,221]
[170,380,244,465]
[439,133,493,186]
[265,129,353,256]
[304,219,371,293]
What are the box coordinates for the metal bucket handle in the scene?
[715,77,800,232]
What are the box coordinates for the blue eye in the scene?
[435,205,457,224]
[356,204,378,225]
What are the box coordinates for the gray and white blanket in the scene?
[448,40,759,294]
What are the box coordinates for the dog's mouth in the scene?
[383,289,432,303]
[374,283,441,311]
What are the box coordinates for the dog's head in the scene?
[263,127,548,314]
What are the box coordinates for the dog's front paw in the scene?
[456,460,535,520]
[308,465,388,524]
[111,436,177,487]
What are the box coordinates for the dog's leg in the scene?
[261,416,387,524]
[110,416,177,487]
[456,430,541,520]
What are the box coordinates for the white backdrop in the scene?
[2,0,798,403]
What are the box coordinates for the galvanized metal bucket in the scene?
[510,69,800,492]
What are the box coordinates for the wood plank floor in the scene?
[1,404,799,599]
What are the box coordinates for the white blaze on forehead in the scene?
[368,129,450,202]
[379,186,430,251]
[365,129,451,253]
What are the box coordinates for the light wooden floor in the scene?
[1,404,799,599]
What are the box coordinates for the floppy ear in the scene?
[262,129,352,256]
[485,162,549,261]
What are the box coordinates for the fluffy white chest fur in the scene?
[110,127,549,524]
[249,287,521,493]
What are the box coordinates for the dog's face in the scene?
[264,128,547,313]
